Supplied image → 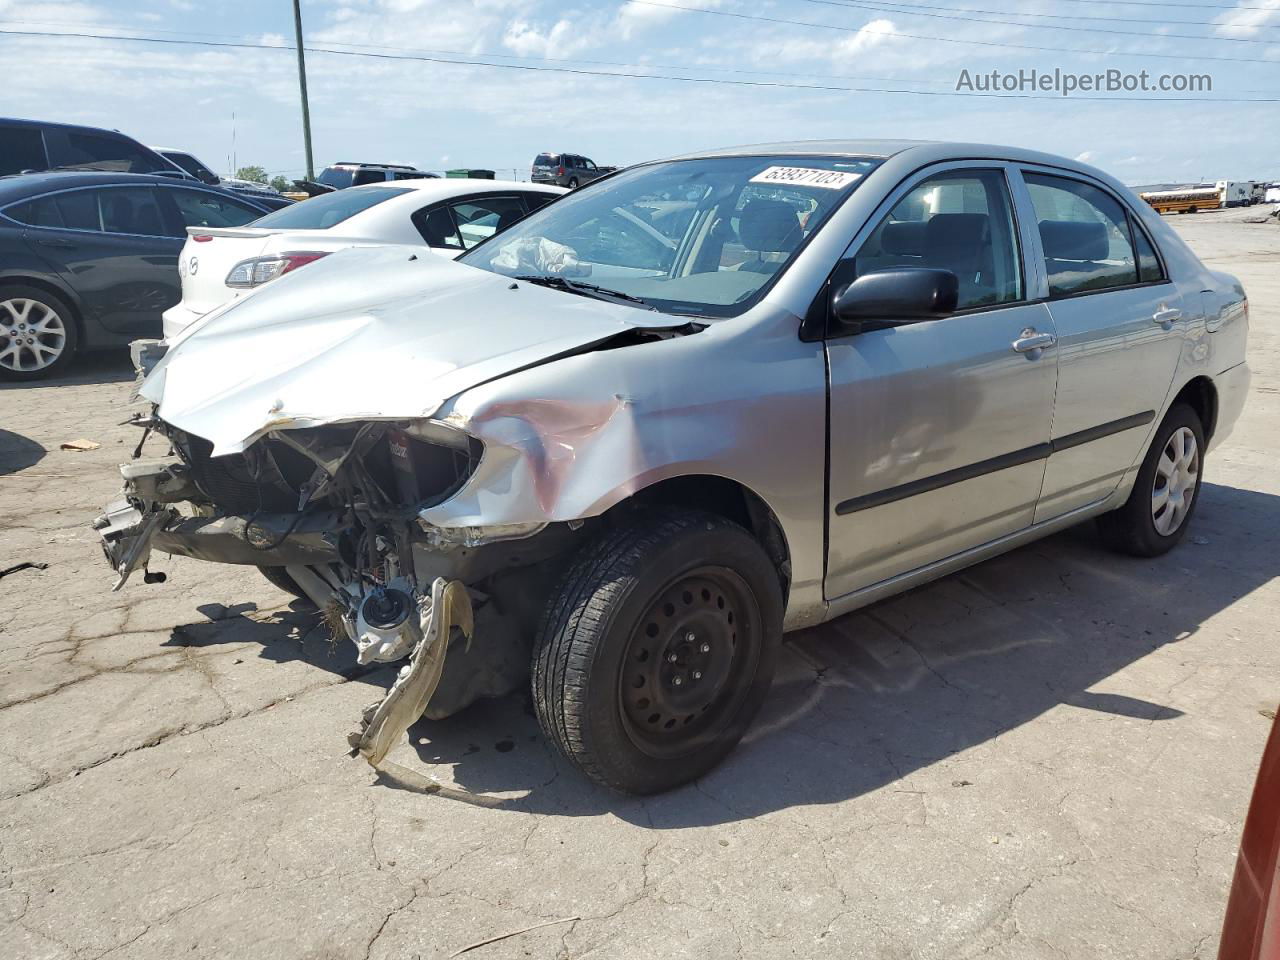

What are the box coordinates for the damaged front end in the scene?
[96,410,583,766]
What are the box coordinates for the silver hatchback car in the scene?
[99,140,1249,794]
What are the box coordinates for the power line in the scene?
[787,0,1280,43]
[801,0,1280,31]
[627,0,1280,65]
[0,17,950,86]
[1,26,1278,100]
[1019,0,1279,9]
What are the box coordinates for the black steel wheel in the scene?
[618,567,761,760]
[533,509,783,794]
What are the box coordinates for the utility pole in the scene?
[292,0,315,181]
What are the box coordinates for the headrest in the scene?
[880,220,926,256]
[739,199,801,253]
[1039,219,1109,261]
[925,213,990,252]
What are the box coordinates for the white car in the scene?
[161,178,564,338]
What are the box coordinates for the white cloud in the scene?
[1074,150,1097,163]
[836,18,896,55]
[502,18,591,58]
[1214,0,1280,38]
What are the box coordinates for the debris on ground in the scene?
[59,439,101,452]
[0,561,49,579]
[449,916,581,957]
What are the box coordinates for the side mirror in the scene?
[832,268,959,334]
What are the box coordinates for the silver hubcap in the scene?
[0,298,67,372]
[1152,426,1199,536]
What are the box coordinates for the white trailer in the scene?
[1215,181,1254,207]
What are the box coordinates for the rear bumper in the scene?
[161,303,205,340]
[1210,360,1250,452]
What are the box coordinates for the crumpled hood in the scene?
[141,245,675,455]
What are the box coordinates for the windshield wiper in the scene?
[513,275,657,311]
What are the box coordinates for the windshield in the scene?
[249,185,411,230]
[164,151,217,182]
[460,155,879,316]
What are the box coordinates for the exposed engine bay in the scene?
[96,406,587,767]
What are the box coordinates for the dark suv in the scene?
[0,117,185,179]
[316,162,438,190]
[531,152,614,189]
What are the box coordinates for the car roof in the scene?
[0,171,266,204]
[663,139,1118,175]
[327,162,423,171]
[0,115,137,135]
[344,178,565,199]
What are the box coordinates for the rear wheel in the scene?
[533,510,783,794]
[1097,403,1204,557]
[0,285,78,381]
[566,177,579,189]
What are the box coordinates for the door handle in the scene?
[1012,329,1057,356]
[1152,306,1182,329]
[36,238,77,250]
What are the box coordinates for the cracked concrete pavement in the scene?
[1,208,1277,959]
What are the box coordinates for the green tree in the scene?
[235,165,268,184]
[269,175,291,192]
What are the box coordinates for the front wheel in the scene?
[257,565,311,603]
[1097,403,1204,557]
[532,510,783,794]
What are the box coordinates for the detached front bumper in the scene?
[97,501,342,582]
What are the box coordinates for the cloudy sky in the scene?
[2,0,1278,184]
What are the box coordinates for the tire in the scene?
[1097,403,1205,557]
[0,284,79,381]
[257,565,311,603]
[533,509,784,794]
[566,177,579,189]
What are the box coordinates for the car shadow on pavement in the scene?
[0,351,133,391]
[0,428,46,476]
[403,481,1279,826]
[163,599,394,685]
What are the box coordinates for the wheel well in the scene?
[616,475,792,595]
[0,277,83,338]
[1171,376,1218,441]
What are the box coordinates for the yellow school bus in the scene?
[1140,187,1222,215]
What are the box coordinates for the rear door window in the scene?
[0,126,48,176]
[250,186,411,229]
[97,187,167,235]
[1024,172,1139,296]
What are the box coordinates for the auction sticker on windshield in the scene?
[749,166,863,189]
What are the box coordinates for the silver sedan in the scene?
[98,140,1250,793]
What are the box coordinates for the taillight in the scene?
[225,251,329,288]
[557,165,564,176]
[192,235,213,243]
